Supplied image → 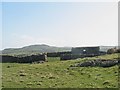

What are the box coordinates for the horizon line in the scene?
[1,44,118,50]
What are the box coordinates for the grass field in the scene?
[1,54,119,88]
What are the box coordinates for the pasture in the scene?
[1,54,119,88]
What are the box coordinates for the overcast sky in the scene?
[1,2,118,49]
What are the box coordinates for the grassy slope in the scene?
[2,54,119,88]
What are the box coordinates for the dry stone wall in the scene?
[1,54,47,63]
[47,51,71,57]
[60,54,99,60]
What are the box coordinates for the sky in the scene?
[0,2,2,50]
[1,2,118,50]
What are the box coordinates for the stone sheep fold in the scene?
[60,46,101,60]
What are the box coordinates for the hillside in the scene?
[2,45,117,55]
[2,44,71,55]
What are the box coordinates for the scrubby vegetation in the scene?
[1,53,119,88]
[107,47,120,54]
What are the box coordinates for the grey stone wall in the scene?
[47,51,71,57]
[1,54,47,63]
[60,54,99,60]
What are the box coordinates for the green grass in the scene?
[2,53,119,88]
[47,57,60,62]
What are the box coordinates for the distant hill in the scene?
[2,44,71,55]
[2,44,117,55]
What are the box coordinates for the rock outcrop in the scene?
[74,59,119,67]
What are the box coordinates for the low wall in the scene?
[60,54,100,60]
[1,54,47,63]
[47,51,71,57]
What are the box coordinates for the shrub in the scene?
[116,48,120,53]
[107,48,116,54]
